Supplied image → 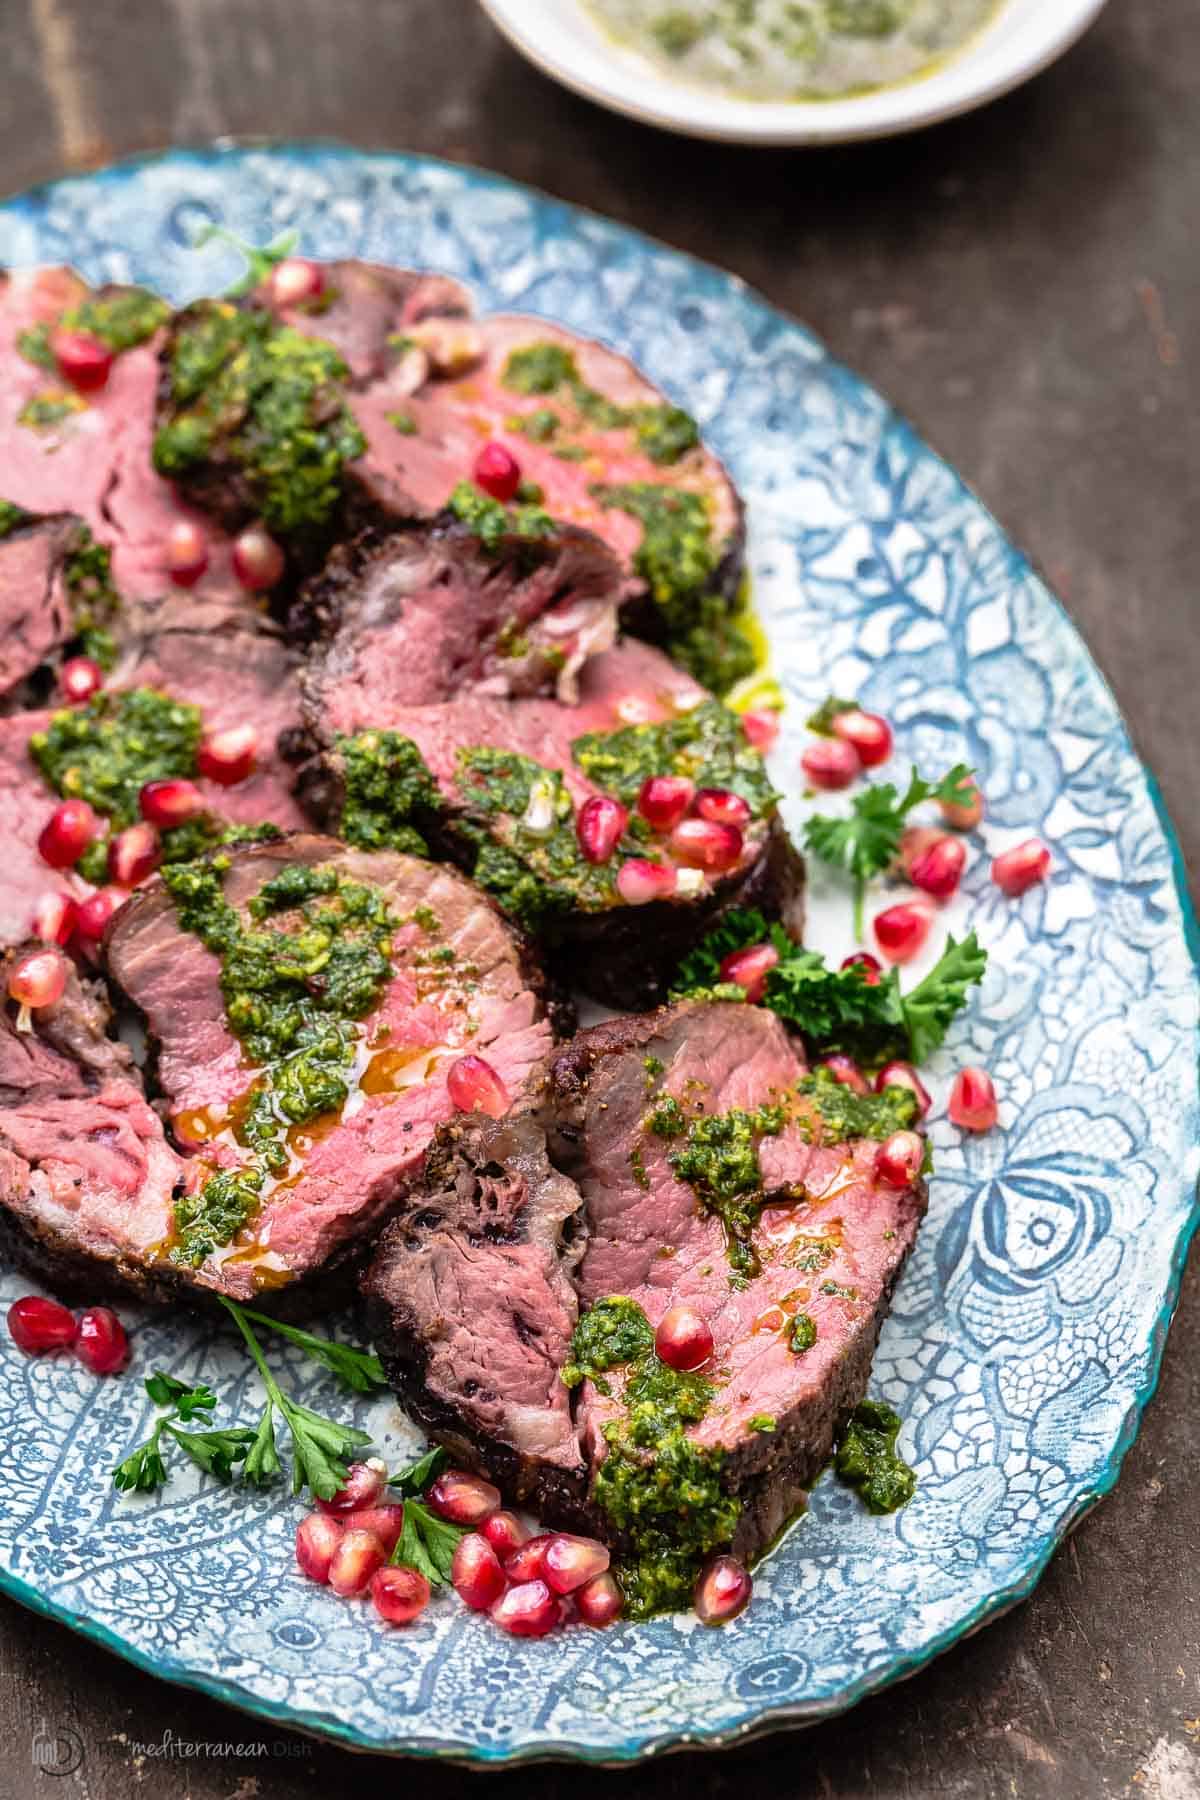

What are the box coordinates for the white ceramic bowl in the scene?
[477,0,1111,145]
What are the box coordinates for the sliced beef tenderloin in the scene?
[247,259,474,385]
[300,638,804,1010]
[0,947,190,1303]
[0,509,86,702]
[548,1000,927,1567]
[347,314,748,688]
[103,834,553,1304]
[362,1110,588,1508]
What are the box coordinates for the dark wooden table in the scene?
[2,2,1197,1794]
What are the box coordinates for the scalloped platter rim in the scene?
[0,142,1196,1766]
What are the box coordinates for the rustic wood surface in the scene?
[1,1,1197,1794]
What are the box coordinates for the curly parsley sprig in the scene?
[804,763,976,937]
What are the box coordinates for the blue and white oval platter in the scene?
[0,144,1195,1765]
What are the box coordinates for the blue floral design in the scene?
[0,145,1194,1766]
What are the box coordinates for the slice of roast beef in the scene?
[347,314,748,688]
[290,516,621,709]
[247,259,473,384]
[103,834,553,1303]
[0,509,86,701]
[549,1000,927,1566]
[362,1110,588,1507]
[299,637,804,1009]
[0,946,191,1302]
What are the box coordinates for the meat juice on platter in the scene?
[0,245,1031,1640]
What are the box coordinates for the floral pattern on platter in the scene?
[0,145,1195,1766]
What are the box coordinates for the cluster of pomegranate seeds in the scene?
[991,839,1051,897]
[164,518,209,586]
[873,900,933,965]
[654,1304,714,1373]
[269,257,326,309]
[875,1060,932,1117]
[31,891,78,947]
[446,1054,510,1120]
[197,724,258,786]
[576,794,628,865]
[52,328,112,392]
[232,523,285,591]
[718,941,779,1003]
[37,799,97,870]
[948,1066,999,1132]
[875,1130,925,1189]
[473,441,522,503]
[107,822,161,888]
[59,656,104,706]
[693,1553,752,1625]
[6,1296,128,1371]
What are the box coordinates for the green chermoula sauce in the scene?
[17,287,168,373]
[30,687,202,829]
[17,390,86,431]
[0,500,30,538]
[162,859,399,1266]
[62,529,122,669]
[336,729,440,857]
[649,1099,786,1276]
[446,480,555,553]
[456,747,619,930]
[835,1398,917,1513]
[573,698,776,817]
[587,0,997,102]
[562,1296,739,1618]
[797,1065,920,1144]
[501,343,700,468]
[152,301,366,539]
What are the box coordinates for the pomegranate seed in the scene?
[473,441,522,503]
[107,823,161,888]
[446,1054,510,1120]
[74,1306,128,1374]
[992,839,1051,898]
[482,1509,528,1558]
[939,776,984,831]
[348,1504,406,1556]
[576,795,628,865]
[819,1053,869,1096]
[654,1305,714,1373]
[832,708,892,768]
[51,327,113,392]
[719,942,779,1004]
[801,738,860,790]
[232,524,285,591]
[504,1533,555,1584]
[8,947,67,1013]
[38,799,97,869]
[544,1533,611,1595]
[490,1579,559,1638]
[426,1468,501,1526]
[451,1533,508,1611]
[295,1512,345,1583]
[328,1527,387,1597]
[139,778,204,828]
[575,1570,624,1627]
[948,1065,999,1132]
[840,950,882,985]
[59,656,103,705]
[370,1563,430,1625]
[31,891,78,947]
[669,818,744,874]
[637,774,694,832]
[907,832,966,901]
[616,858,677,905]
[164,518,209,586]
[694,1554,752,1625]
[7,1295,78,1353]
[269,257,325,308]
[875,1061,932,1118]
[873,900,933,965]
[740,710,780,753]
[74,887,124,943]
[196,725,258,787]
[875,1130,925,1189]
[315,1458,387,1516]
[695,787,751,829]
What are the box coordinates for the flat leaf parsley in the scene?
[804,764,976,936]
